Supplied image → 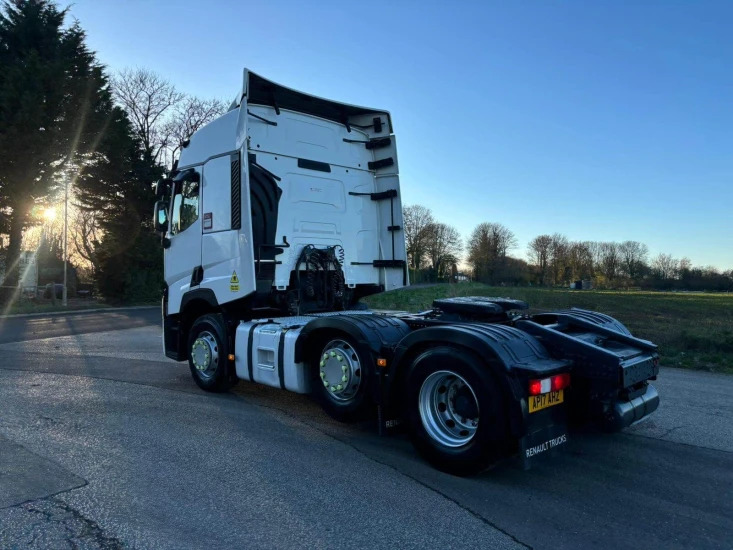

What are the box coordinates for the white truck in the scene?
[154,69,660,474]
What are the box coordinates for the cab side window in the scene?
[170,171,200,235]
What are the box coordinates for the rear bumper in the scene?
[609,383,659,431]
[517,381,659,469]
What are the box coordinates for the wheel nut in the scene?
[342,365,347,372]
[323,380,329,387]
[330,386,336,392]
[320,372,325,378]
[320,361,325,367]
[336,384,343,391]
[341,375,347,382]
[330,351,336,357]
[337,354,343,361]
[323,353,328,360]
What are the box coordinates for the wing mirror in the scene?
[155,177,173,198]
[154,200,169,234]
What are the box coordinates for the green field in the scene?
[364,283,733,374]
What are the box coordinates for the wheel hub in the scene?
[191,331,219,378]
[319,340,361,402]
[453,386,479,419]
[419,370,480,447]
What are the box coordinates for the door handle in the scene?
[190,266,204,287]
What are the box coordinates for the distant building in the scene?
[569,280,593,290]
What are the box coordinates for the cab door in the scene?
[165,167,203,314]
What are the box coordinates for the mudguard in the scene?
[388,323,571,438]
[295,313,411,364]
[531,308,635,336]
[517,308,658,384]
[518,308,660,430]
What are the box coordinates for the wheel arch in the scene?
[166,289,221,361]
[388,324,544,438]
[295,314,411,402]
[296,315,410,361]
[181,289,220,332]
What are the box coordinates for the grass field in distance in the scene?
[364,283,733,374]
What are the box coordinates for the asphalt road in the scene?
[0,308,160,345]
[0,310,731,549]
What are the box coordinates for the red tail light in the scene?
[551,373,571,391]
[529,373,570,396]
[528,379,542,396]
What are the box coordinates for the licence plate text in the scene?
[529,389,564,413]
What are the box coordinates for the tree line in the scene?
[404,204,733,291]
[0,0,225,303]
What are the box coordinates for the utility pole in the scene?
[62,177,68,307]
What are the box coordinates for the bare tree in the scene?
[677,256,692,287]
[467,222,517,285]
[403,204,435,272]
[651,253,678,281]
[425,223,463,279]
[527,235,552,285]
[619,240,649,280]
[599,242,621,281]
[164,96,228,160]
[113,68,184,163]
[568,241,593,281]
[549,233,569,285]
[678,257,692,275]
[585,240,603,277]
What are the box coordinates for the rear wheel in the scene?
[406,346,510,476]
[187,313,237,393]
[310,335,372,422]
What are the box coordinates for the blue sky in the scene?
[69,0,732,270]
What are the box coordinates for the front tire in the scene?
[309,334,372,422]
[187,313,237,393]
[405,346,511,476]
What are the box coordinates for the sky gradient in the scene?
[69,0,732,269]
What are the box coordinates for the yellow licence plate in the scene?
[529,390,564,413]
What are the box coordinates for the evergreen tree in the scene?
[0,0,111,286]
[75,107,163,304]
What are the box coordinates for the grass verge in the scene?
[364,283,733,374]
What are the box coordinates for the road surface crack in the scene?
[660,425,684,438]
[7,496,125,549]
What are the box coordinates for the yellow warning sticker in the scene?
[230,271,239,292]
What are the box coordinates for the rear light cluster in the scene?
[528,373,571,396]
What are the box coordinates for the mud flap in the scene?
[519,424,569,470]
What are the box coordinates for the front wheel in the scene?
[187,313,237,393]
[405,346,511,476]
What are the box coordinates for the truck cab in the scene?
[156,69,406,344]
